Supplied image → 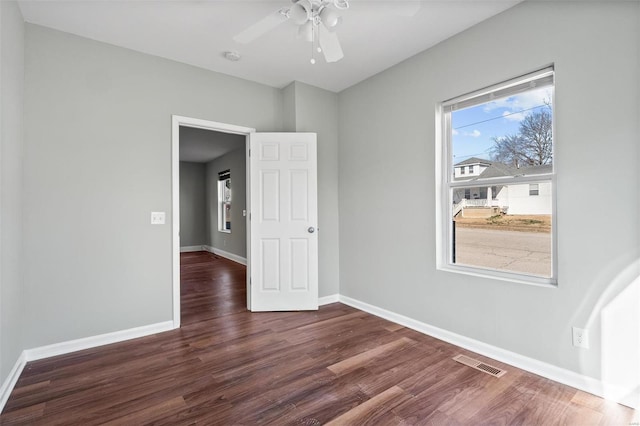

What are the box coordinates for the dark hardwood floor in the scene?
[1,251,636,425]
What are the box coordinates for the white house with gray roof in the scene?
[453,157,552,216]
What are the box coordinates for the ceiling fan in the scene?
[233,0,349,64]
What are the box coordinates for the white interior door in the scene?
[249,132,318,311]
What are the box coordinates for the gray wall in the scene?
[22,24,284,348]
[284,82,340,297]
[179,162,206,247]
[282,83,296,134]
[12,0,635,395]
[206,147,247,258]
[338,1,639,381]
[0,0,25,382]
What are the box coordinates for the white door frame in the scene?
[171,115,255,328]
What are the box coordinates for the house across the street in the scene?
[452,157,552,217]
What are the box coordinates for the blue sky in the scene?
[451,87,552,164]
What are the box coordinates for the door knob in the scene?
[307,227,315,233]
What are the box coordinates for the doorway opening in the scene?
[172,116,255,328]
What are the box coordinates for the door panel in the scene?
[250,133,318,311]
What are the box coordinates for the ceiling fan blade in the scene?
[233,9,288,44]
[319,22,344,63]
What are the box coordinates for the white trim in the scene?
[0,321,173,414]
[337,295,637,409]
[172,117,181,328]
[180,245,205,253]
[438,265,557,288]
[24,321,174,361]
[318,294,339,306]
[172,115,255,328]
[3,298,634,413]
[0,352,27,413]
[203,245,247,266]
[443,66,554,109]
[437,70,558,287]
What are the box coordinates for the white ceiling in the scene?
[180,127,245,163]
[17,0,521,93]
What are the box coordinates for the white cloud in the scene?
[452,128,459,135]
[502,111,525,122]
[483,87,552,116]
[464,129,481,137]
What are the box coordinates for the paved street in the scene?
[455,227,551,277]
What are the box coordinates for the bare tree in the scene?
[490,108,553,167]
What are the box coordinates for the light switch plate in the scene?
[151,212,165,225]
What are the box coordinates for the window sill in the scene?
[218,230,231,234]
[437,264,557,288]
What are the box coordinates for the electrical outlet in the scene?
[151,212,165,225]
[572,327,589,349]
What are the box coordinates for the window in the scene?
[218,170,231,233]
[529,183,539,196]
[440,67,555,285]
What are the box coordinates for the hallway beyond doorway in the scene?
[180,251,246,325]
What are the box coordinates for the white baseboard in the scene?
[3,296,635,414]
[24,321,175,361]
[0,352,27,414]
[0,321,175,414]
[318,294,339,306]
[180,245,205,252]
[203,245,247,266]
[338,295,637,410]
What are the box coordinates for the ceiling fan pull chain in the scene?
[310,23,316,64]
[314,15,322,55]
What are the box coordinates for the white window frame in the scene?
[436,67,557,287]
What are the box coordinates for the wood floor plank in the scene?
[0,251,635,425]
[100,396,187,426]
[0,403,45,424]
[325,385,412,426]
[462,372,545,425]
[327,336,416,375]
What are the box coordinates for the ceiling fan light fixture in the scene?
[319,7,340,28]
[289,0,312,25]
[332,0,349,10]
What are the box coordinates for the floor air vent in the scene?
[453,354,506,378]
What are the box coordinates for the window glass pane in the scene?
[452,183,552,278]
[445,72,555,282]
[451,86,553,177]
[223,202,231,230]
[218,177,232,232]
